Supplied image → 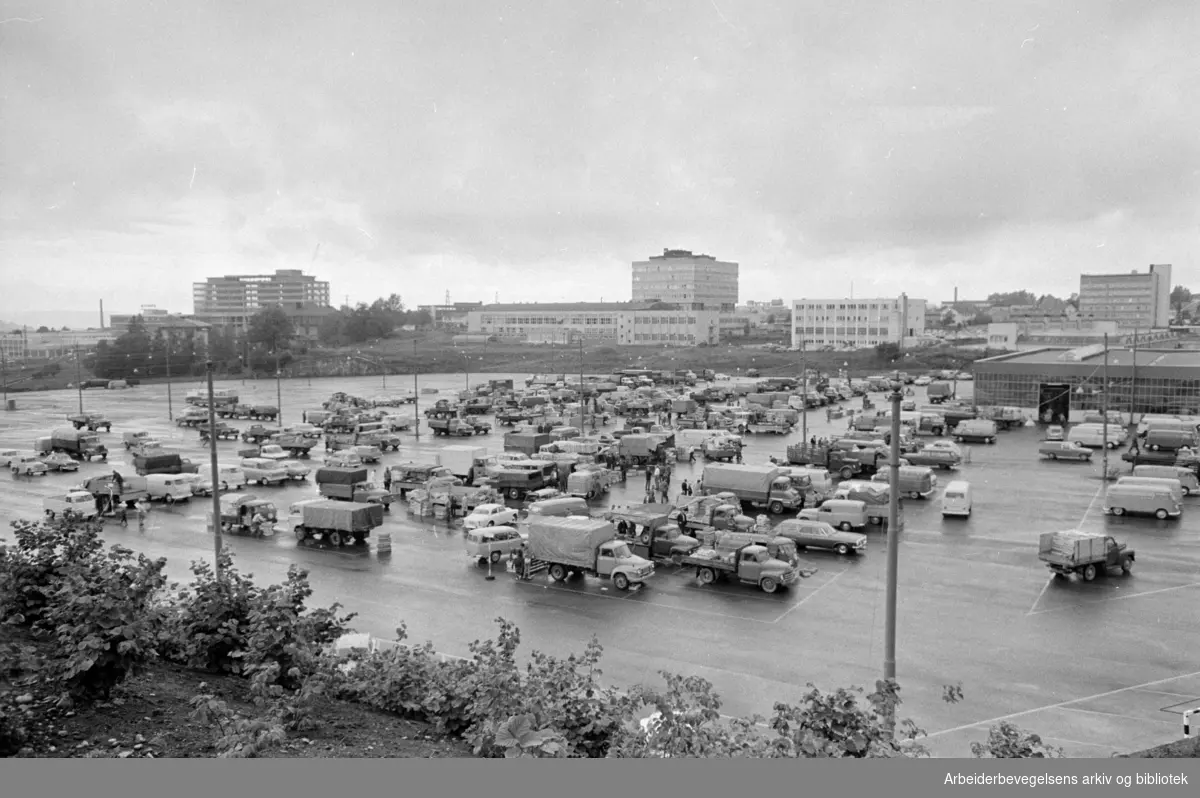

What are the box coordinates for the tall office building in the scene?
[1077,264,1172,329]
[631,249,738,311]
[192,269,332,337]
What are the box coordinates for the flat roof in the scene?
[976,347,1200,368]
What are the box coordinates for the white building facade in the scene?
[467,303,720,346]
[1077,264,1172,329]
[790,296,927,350]
[631,249,738,311]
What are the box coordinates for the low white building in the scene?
[467,302,721,346]
[790,296,926,350]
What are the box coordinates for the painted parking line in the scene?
[772,570,847,623]
[1026,581,1200,617]
[925,668,1200,739]
[513,579,776,624]
[1058,704,1181,727]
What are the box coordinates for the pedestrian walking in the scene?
[689,448,697,464]
[117,506,129,527]
[644,468,653,489]
[136,501,147,531]
[735,449,742,464]
[383,468,392,492]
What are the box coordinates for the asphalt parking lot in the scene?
[2,373,1198,757]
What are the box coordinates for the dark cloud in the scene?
[1,0,1196,321]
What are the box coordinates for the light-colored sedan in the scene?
[280,460,312,480]
[463,503,519,530]
[257,444,289,460]
[914,376,932,386]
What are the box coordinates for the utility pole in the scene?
[164,331,174,421]
[1130,328,1139,428]
[1102,333,1110,482]
[275,346,283,425]
[1,347,7,408]
[579,336,586,429]
[206,360,224,578]
[799,338,808,444]
[884,372,904,732]
[74,344,84,414]
[412,338,419,439]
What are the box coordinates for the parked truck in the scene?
[388,463,455,498]
[43,490,101,521]
[49,428,109,461]
[522,516,655,591]
[133,452,200,476]
[209,493,279,537]
[617,433,671,466]
[292,500,384,546]
[429,417,490,436]
[926,382,955,404]
[1038,530,1134,582]
[680,541,800,593]
[669,493,746,535]
[504,431,552,456]
[702,464,803,515]
[785,443,863,480]
[82,473,148,512]
[316,466,393,510]
[67,413,111,432]
[436,445,490,484]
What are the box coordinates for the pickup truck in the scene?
[606,504,702,563]
[1121,448,1200,473]
[1038,530,1133,582]
[680,542,800,593]
[209,493,279,537]
[67,413,111,432]
[522,516,655,591]
[1039,440,1093,462]
[176,407,211,427]
[240,457,291,486]
[43,490,100,520]
[123,431,155,449]
[133,452,200,476]
[429,417,491,436]
[669,492,746,535]
[388,463,455,498]
[241,424,281,444]
[267,433,319,457]
[198,421,240,441]
[785,443,863,480]
[82,473,148,511]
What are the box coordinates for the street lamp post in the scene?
[412,339,420,440]
[164,331,174,421]
[1102,334,1110,481]
[799,339,808,444]
[206,359,224,578]
[275,346,283,425]
[74,344,83,414]
[883,372,904,732]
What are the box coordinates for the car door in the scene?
[807,525,831,549]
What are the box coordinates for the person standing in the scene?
[383,467,392,492]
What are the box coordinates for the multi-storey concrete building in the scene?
[790,296,926,350]
[631,249,738,311]
[467,302,720,346]
[108,305,211,346]
[1077,264,1172,329]
[192,269,332,339]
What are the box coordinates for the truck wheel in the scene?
[769,501,784,515]
[840,522,852,531]
[1082,564,1097,582]
[1112,507,1125,516]
[840,467,854,479]
[1155,508,1169,520]
[1049,454,1057,460]
[508,488,522,500]
[586,490,595,499]
[835,543,849,555]
[328,531,343,547]
[490,550,502,564]
[760,577,779,593]
[165,495,176,505]
[909,491,920,500]
[548,564,567,582]
[613,573,630,591]
[697,567,717,585]
[487,520,495,526]
[1120,556,1134,573]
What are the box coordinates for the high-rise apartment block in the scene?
[1077,264,1172,329]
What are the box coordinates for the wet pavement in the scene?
[2,373,1198,757]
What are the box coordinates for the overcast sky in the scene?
[1,0,1196,327]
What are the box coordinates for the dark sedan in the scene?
[774,519,866,555]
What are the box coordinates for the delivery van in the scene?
[1066,424,1123,449]
[1115,476,1184,505]
[797,499,868,532]
[1132,465,1199,495]
[941,480,972,518]
[1143,429,1196,452]
[1103,484,1182,520]
[145,474,194,504]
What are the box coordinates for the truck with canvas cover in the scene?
[68,413,111,432]
[388,463,455,497]
[83,473,148,511]
[926,382,954,404]
[505,431,552,455]
[316,466,393,509]
[680,542,800,593]
[1038,530,1133,582]
[294,500,384,546]
[50,428,108,461]
[785,443,863,480]
[522,516,654,590]
[701,464,802,514]
[617,433,668,465]
[605,504,701,563]
[133,452,199,476]
[436,445,489,484]
[492,464,557,500]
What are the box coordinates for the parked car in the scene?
[11,454,48,476]
[464,525,527,564]
[914,376,932,386]
[323,451,364,468]
[0,448,21,467]
[258,444,289,460]
[280,460,312,480]
[774,518,866,555]
[463,503,520,530]
[38,451,81,472]
[1045,425,1065,441]
[1039,440,1093,462]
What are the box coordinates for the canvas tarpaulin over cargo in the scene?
[526,516,616,569]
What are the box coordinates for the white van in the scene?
[797,499,868,532]
[1103,484,1182,520]
[1067,424,1123,449]
[145,474,193,504]
[784,466,833,499]
[197,464,247,493]
[1115,476,1184,505]
[1132,465,1199,495]
[941,480,972,518]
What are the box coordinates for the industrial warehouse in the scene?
[973,345,1200,423]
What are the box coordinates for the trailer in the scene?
[293,500,385,546]
[1038,530,1134,582]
